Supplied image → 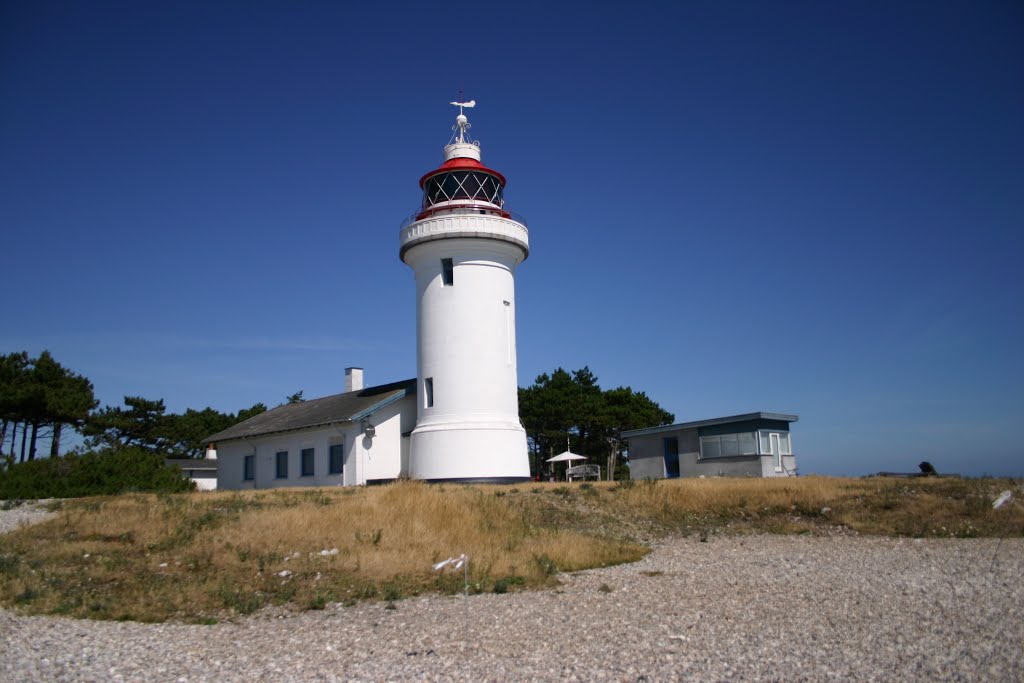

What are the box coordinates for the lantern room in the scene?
[414,103,511,221]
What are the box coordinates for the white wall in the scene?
[216,395,416,489]
[403,235,530,481]
[761,454,798,477]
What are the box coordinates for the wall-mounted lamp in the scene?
[361,419,376,439]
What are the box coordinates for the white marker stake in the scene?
[433,554,470,651]
[988,491,1016,574]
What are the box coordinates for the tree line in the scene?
[0,350,265,465]
[519,367,674,480]
[2,351,675,483]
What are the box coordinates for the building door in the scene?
[663,437,680,478]
[329,444,344,483]
[769,433,782,472]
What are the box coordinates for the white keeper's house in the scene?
[206,369,417,488]
[206,101,532,489]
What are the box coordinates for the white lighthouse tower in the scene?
[400,101,530,482]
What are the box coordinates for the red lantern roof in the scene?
[419,156,507,188]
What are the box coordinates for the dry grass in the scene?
[524,476,1024,540]
[0,476,1020,623]
[0,483,643,622]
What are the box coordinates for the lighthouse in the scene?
[400,101,531,482]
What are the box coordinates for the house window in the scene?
[737,432,757,455]
[301,448,314,477]
[275,451,288,479]
[243,455,254,481]
[759,431,793,455]
[441,258,454,286]
[425,377,434,408]
[329,444,344,475]
[699,432,758,459]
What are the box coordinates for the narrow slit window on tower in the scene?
[425,377,434,408]
[504,300,512,365]
[441,258,454,286]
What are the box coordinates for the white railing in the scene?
[399,212,530,257]
[400,204,528,230]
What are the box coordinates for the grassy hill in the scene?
[0,477,1019,623]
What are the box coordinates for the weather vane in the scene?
[449,97,476,144]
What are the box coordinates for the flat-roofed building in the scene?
[622,413,798,479]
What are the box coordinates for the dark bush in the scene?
[0,447,194,499]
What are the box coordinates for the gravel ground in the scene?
[1,512,1022,682]
[0,501,55,535]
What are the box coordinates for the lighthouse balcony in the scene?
[400,201,528,229]
[399,210,529,261]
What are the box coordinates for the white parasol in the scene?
[546,451,587,463]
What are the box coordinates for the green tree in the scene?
[519,368,576,475]
[519,367,674,480]
[163,408,233,458]
[162,403,266,458]
[85,397,268,458]
[601,386,674,480]
[34,351,97,457]
[0,446,194,499]
[83,396,169,452]
[0,351,96,462]
[0,352,31,464]
[235,402,267,423]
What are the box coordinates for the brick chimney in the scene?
[345,367,364,393]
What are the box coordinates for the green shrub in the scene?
[534,554,558,576]
[0,447,194,500]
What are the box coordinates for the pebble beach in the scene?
[1,503,1021,682]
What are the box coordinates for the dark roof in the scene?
[621,412,799,439]
[203,379,416,444]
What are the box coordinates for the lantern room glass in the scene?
[423,171,504,208]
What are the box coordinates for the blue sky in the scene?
[2,1,1021,476]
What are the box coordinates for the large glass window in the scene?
[701,436,721,459]
[440,173,462,200]
[700,432,758,459]
[275,451,288,479]
[329,444,344,475]
[422,171,504,207]
[759,431,793,455]
[301,448,314,477]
